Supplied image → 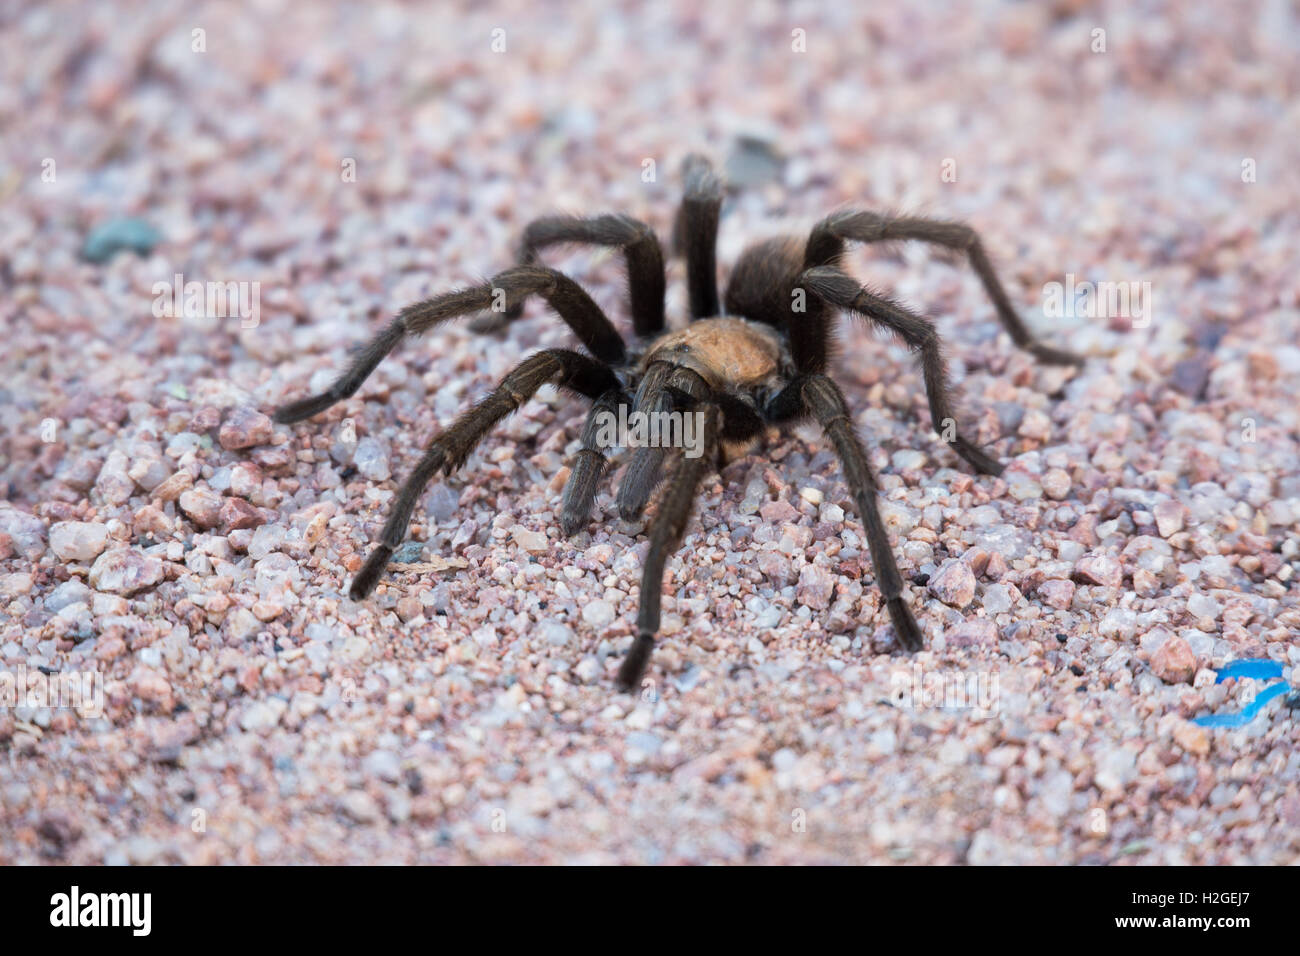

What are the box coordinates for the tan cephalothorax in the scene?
[642,317,783,391]
[641,316,787,464]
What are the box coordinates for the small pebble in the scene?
[219,408,275,450]
[353,438,391,482]
[928,559,976,608]
[796,564,834,610]
[1151,634,1197,684]
[88,548,165,595]
[48,522,109,562]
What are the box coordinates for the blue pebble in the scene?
[82,218,162,263]
[391,541,426,564]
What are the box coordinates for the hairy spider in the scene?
[271,153,1081,691]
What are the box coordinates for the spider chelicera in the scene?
[272,153,1081,691]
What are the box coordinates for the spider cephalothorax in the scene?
[272,153,1081,691]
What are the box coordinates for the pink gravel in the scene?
[1,1,1299,864]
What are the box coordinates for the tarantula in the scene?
[272,154,1081,691]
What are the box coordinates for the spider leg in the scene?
[805,210,1083,366]
[767,374,923,651]
[671,153,723,320]
[475,214,666,338]
[615,362,714,521]
[350,348,618,600]
[798,265,1004,477]
[714,393,767,447]
[615,363,674,521]
[559,387,630,536]
[273,266,626,424]
[618,403,721,691]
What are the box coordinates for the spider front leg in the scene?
[618,402,721,692]
[769,374,923,651]
[349,348,618,600]
[806,210,1083,366]
[615,363,676,522]
[798,265,1004,476]
[559,387,630,536]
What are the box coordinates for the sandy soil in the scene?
[2,0,1299,864]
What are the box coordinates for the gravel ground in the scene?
[3,1,1299,865]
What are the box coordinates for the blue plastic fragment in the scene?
[1213,658,1283,684]
[1193,682,1289,728]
